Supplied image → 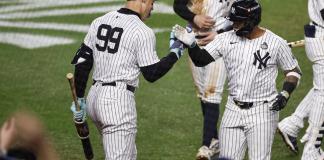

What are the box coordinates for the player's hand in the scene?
[196,30,217,46]
[172,24,196,48]
[70,97,87,122]
[0,118,17,153]
[193,15,215,29]
[271,91,289,111]
[170,31,185,59]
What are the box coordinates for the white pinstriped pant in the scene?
[86,82,137,160]
[278,33,324,159]
[189,57,226,104]
[219,97,279,160]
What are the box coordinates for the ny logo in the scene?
[253,50,271,69]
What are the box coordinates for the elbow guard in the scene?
[71,43,93,66]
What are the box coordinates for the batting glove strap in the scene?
[73,112,87,123]
[71,97,87,122]
[280,90,290,99]
[169,31,185,59]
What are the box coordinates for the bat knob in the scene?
[66,73,74,80]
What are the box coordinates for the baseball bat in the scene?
[66,73,94,160]
[288,39,305,48]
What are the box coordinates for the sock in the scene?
[201,101,220,146]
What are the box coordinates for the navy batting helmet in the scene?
[228,0,261,36]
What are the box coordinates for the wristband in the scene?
[282,81,296,94]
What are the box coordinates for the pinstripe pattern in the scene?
[278,1,324,157]
[308,0,324,28]
[205,30,299,102]
[84,11,159,87]
[87,83,137,160]
[219,97,279,160]
[278,88,314,137]
[190,0,233,104]
[205,0,233,32]
[201,28,299,159]
[84,9,159,160]
[189,57,226,103]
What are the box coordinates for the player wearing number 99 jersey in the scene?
[70,0,185,159]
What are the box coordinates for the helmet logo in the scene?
[231,7,236,14]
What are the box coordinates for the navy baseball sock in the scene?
[201,101,220,146]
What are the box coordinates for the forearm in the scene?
[74,64,92,97]
[140,52,178,82]
[173,0,195,22]
[282,67,302,95]
[188,45,214,67]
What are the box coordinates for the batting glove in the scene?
[172,24,196,48]
[70,97,87,122]
[271,91,289,111]
[170,31,185,59]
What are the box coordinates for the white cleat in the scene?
[196,146,212,160]
[209,138,220,156]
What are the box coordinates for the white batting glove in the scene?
[172,24,196,48]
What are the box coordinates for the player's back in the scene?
[85,9,156,87]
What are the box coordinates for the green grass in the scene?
[0,0,319,159]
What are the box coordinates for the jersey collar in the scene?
[118,8,141,19]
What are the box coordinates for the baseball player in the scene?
[172,0,302,159]
[277,0,324,159]
[173,0,233,159]
[69,0,186,159]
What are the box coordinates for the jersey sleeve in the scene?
[173,0,195,23]
[276,40,299,71]
[203,34,224,60]
[318,0,324,10]
[136,29,160,67]
[83,21,96,49]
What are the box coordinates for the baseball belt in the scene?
[233,99,269,109]
[92,80,135,93]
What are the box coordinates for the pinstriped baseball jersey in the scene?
[82,7,162,160]
[277,0,324,158]
[84,10,159,87]
[204,29,299,102]
[189,0,233,103]
[204,0,233,32]
[308,0,324,28]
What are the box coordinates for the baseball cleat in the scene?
[209,138,220,155]
[277,128,299,154]
[196,146,212,160]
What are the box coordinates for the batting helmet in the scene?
[228,0,261,36]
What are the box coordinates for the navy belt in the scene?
[233,99,268,109]
[93,80,135,93]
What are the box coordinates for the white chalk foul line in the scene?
[0,32,74,49]
[0,21,170,34]
[0,2,174,20]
